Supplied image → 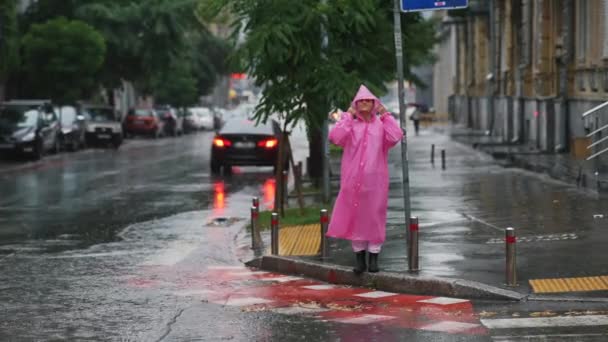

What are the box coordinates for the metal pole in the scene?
[320,209,329,259]
[393,0,412,239]
[408,216,419,272]
[441,149,446,170]
[321,0,331,204]
[251,206,260,249]
[431,144,435,164]
[505,227,517,286]
[282,170,289,208]
[252,196,259,209]
[271,212,279,255]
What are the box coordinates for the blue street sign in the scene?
[400,0,468,12]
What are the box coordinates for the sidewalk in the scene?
[445,125,608,194]
[310,122,608,299]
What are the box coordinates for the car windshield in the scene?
[0,106,39,129]
[59,107,77,125]
[192,108,212,118]
[86,108,115,122]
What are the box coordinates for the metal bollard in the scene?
[441,149,446,170]
[408,217,419,272]
[505,227,518,286]
[251,206,260,249]
[320,209,329,259]
[431,144,435,164]
[271,212,279,255]
[252,197,259,209]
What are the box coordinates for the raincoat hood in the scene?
[350,85,381,120]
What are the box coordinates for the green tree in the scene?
[0,0,20,101]
[21,17,106,104]
[152,59,199,107]
[200,0,439,180]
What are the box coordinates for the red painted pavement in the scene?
[127,266,488,336]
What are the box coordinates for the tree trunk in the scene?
[0,82,5,102]
[307,126,324,186]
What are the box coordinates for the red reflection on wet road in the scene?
[262,178,275,210]
[213,181,225,215]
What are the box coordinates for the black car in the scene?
[57,105,86,151]
[0,100,62,159]
[210,118,287,174]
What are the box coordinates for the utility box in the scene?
[571,137,591,159]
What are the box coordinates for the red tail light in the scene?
[213,137,232,147]
[257,138,278,149]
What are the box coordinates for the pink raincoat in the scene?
[326,85,404,244]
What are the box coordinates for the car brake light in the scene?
[258,138,278,149]
[213,137,232,147]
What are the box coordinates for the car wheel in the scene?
[70,138,79,152]
[53,137,61,154]
[32,139,44,160]
[223,164,232,176]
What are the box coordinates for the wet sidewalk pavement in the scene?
[323,123,608,298]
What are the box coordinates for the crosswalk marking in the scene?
[219,297,274,307]
[417,297,469,305]
[332,314,397,325]
[354,291,398,299]
[481,315,608,329]
[302,284,335,290]
[420,321,481,333]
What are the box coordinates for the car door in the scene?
[38,111,53,150]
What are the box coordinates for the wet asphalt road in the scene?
[1,125,607,341]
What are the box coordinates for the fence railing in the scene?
[582,101,608,161]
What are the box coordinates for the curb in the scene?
[246,255,526,301]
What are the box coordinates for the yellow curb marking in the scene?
[267,224,321,256]
[530,276,608,293]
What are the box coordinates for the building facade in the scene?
[435,0,608,157]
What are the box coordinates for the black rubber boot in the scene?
[368,253,379,273]
[353,251,367,274]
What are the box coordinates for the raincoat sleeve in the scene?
[329,113,354,147]
[380,113,403,148]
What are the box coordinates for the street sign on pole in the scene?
[401,0,468,13]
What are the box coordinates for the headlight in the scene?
[21,132,35,142]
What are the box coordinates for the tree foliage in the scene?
[22,17,106,104]
[0,0,20,82]
[200,0,439,130]
[13,0,231,105]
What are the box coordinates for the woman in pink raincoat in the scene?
[327,85,403,274]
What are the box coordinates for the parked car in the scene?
[124,108,164,138]
[81,104,123,149]
[0,100,61,159]
[155,105,183,137]
[189,107,215,131]
[57,105,86,151]
[210,118,287,175]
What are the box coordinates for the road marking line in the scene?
[332,314,396,325]
[417,297,469,305]
[228,271,270,276]
[420,321,481,333]
[258,276,303,283]
[219,297,274,307]
[530,276,608,293]
[302,285,336,290]
[207,265,248,270]
[492,333,608,341]
[481,315,608,329]
[354,291,398,299]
